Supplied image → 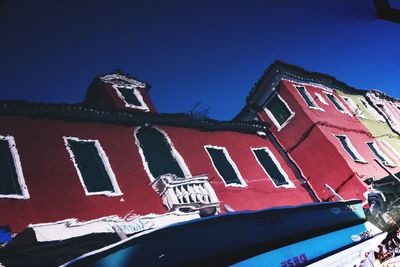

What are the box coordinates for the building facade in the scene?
[0,72,314,234]
[236,61,400,203]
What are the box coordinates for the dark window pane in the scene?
[117,87,142,106]
[266,95,292,126]
[0,140,22,195]
[326,94,344,111]
[253,149,288,186]
[297,86,316,107]
[206,147,241,185]
[337,136,359,161]
[136,127,185,179]
[367,142,387,163]
[67,140,114,193]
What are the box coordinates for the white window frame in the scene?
[366,141,396,167]
[0,135,29,199]
[204,145,247,187]
[134,127,192,182]
[315,92,329,106]
[358,98,385,122]
[251,147,294,188]
[341,96,366,119]
[112,84,150,112]
[335,134,367,163]
[324,92,350,115]
[64,136,123,197]
[264,94,295,132]
[294,85,324,111]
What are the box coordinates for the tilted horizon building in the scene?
[1,61,400,249]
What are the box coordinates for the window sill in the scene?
[309,106,325,112]
[0,194,30,199]
[276,113,296,132]
[354,159,368,164]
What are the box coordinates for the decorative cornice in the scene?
[0,100,270,135]
[99,73,148,89]
[235,60,399,120]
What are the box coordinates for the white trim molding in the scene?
[341,96,366,119]
[324,92,351,116]
[204,145,247,187]
[264,93,295,132]
[112,84,150,111]
[251,147,294,188]
[335,134,367,164]
[358,98,385,122]
[0,135,30,199]
[315,92,329,106]
[63,136,123,197]
[366,141,396,168]
[294,85,324,112]
[134,126,192,182]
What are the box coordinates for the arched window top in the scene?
[135,127,190,181]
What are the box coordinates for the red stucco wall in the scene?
[0,115,313,233]
[256,80,400,202]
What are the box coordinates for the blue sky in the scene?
[0,0,399,120]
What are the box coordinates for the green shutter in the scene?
[336,136,360,161]
[367,142,387,163]
[326,94,344,111]
[0,139,22,195]
[266,95,292,126]
[136,127,185,179]
[67,140,115,193]
[297,86,316,107]
[117,87,142,106]
[253,149,288,186]
[206,147,242,185]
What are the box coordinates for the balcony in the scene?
[151,174,220,216]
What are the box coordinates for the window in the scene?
[135,127,191,181]
[252,148,294,188]
[0,135,29,199]
[336,135,366,163]
[113,85,149,111]
[366,141,395,167]
[358,98,385,122]
[264,94,295,131]
[205,145,246,187]
[296,86,321,110]
[64,137,122,196]
[325,92,348,113]
[341,96,366,118]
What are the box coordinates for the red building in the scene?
[0,72,315,234]
[237,61,400,203]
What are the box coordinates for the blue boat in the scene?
[63,200,379,266]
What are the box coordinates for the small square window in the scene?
[64,137,122,196]
[205,145,246,187]
[113,85,149,111]
[264,94,295,131]
[0,135,29,199]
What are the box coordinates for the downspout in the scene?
[264,129,321,203]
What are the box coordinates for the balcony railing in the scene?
[151,173,220,215]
